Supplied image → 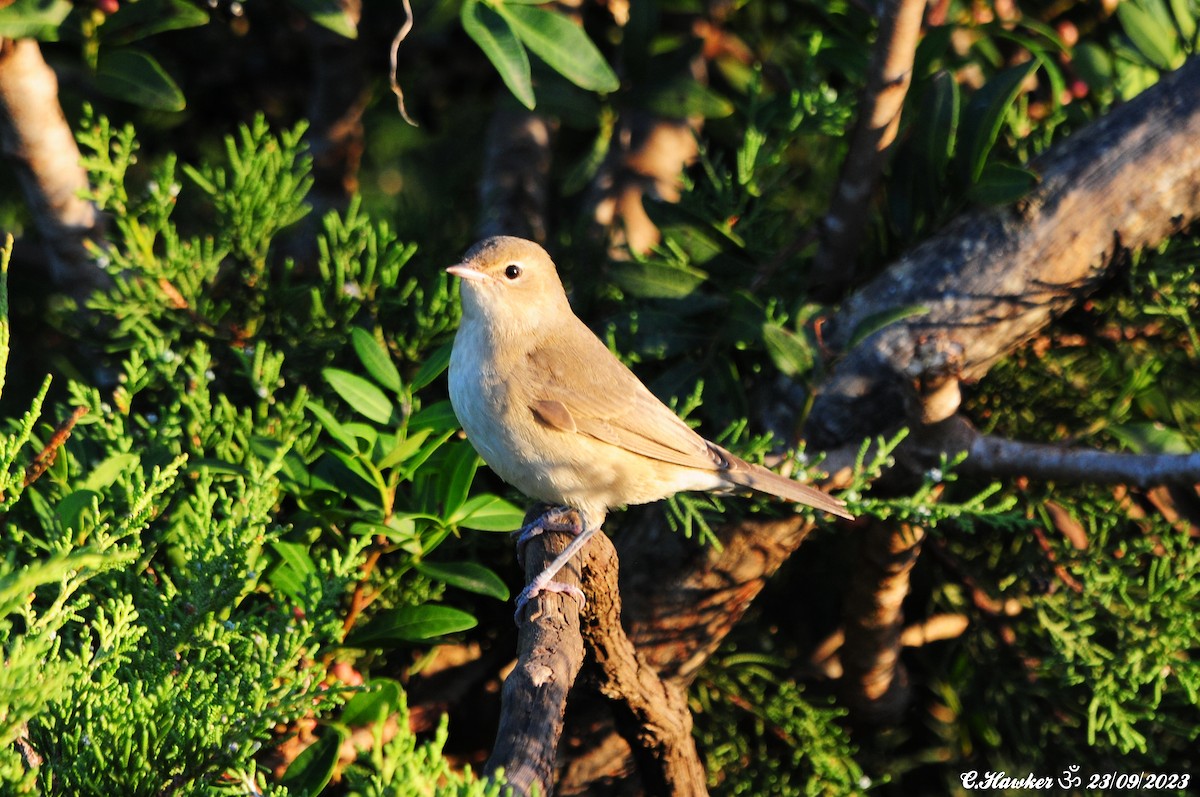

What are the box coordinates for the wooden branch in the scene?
[839,520,925,723]
[811,0,927,289]
[808,57,1200,448]
[907,414,1200,487]
[556,511,822,793]
[486,523,586,796]
[0,39,104,298]
[578,529,709,796]
[478,108,555,243]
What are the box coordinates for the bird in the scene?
[446,235,853,616]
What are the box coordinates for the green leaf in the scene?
[287,0,358,38]
[340,679,403,726]
[630,76,733,118]
[307,400,359,452]
[495,4,619,93]
[761,323,814,378]
[273,541,317,577]
[351,327,402,393]
[279,725,347,795]
[1073,42,1114,92]
[411,340,453,391]
[348,604,478,645]
[612,259,708,299]
[452,493,524,531]
[957,60,1037,182]
[1118,0,1184,69]
[323,368,394,425]
[966,162,1040,206]
[441,444,481,518]
[377,427,433,471]
[410,400,461,434]
[416,561,510,600]
[1168,0,1196,42]
[81,452,140,492]
[913,71,959,176]
[846,305,931,349]
[0,0,72,39]
[94,49,186,112]
[1109,422,1192,455]
[56,489,99,532]
[100,0,209,45]
[462,0,535,110]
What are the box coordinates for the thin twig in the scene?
[388,0,418,127]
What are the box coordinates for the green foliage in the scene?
[1,114,514,793]
[462,0,619,110]
[695,652,866,797]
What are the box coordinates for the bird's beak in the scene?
[446,264,486,282]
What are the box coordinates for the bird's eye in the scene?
[504,264,522,280]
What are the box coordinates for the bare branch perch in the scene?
[578,529,709,796]
[486,522,586,796]
[812,0,927,289]
[808,57,1200,448]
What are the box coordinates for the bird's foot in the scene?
[513,506,583,567]
[513,577,586,622]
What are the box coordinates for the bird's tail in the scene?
[716,447,854,520]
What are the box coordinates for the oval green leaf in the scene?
[966,162,1040,206]
[496,3,619,93]
[348,604,478,645]
[761,323,814,378]
[351,327,401,393]
[288,0,358,38]
[101,0,209,45]
[340,679,403,727]
[453,493,524,531]
[279,725,347,795]
[0,0,73,39]
[1117,0,1183,70]
[958,60,1037,182]
[411,340,453,391]
[416,560,510,600]
[323,367,394,424]
[95,49,186,112]
[462,0,535,109]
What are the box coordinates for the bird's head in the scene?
[447,236,573,336]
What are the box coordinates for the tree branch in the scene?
[578,528,709,796]
[478,108,555,243]
[0,39,104,297]
[808,57,1200,448]
[811,0,927,289]
[839,520,925,723]
[486,519,585,797]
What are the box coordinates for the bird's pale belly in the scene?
[451,369,715,519]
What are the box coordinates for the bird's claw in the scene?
[514,579,586,623]
[513,506,583,566]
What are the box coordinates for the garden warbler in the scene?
[446,236,852,613]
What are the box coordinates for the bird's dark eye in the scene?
[504,264,522,280]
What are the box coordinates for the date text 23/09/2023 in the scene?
[960,767,1189,791]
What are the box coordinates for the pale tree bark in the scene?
[808,57,1200,448]
[0,39,104,298]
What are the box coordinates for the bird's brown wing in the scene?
[524,322,724,472]
[523,319,853,519]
